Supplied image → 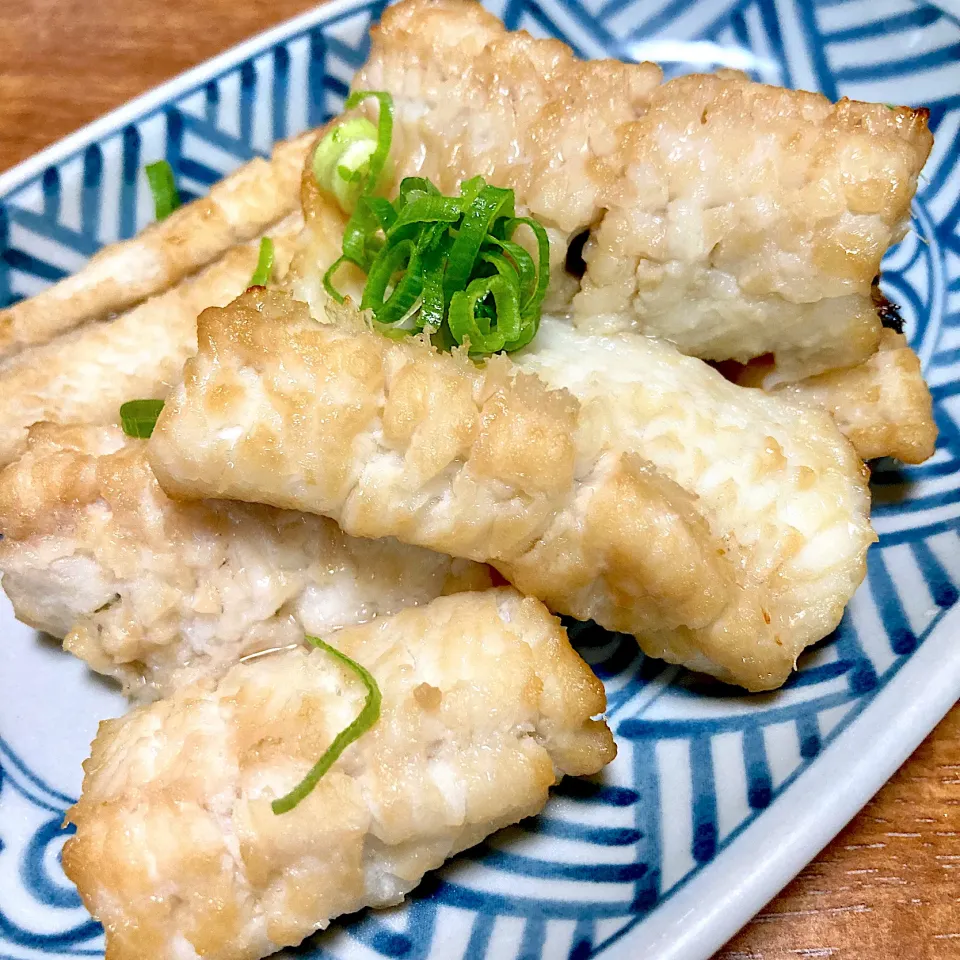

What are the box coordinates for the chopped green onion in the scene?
[360,238,420,321]
[249,237,275,288]
[505,217,551,317]
[312,92,395,215]
[443,183,514,299]
[119,399,165,438]
[344,179,549,354]
[315,91,551,355]
[449,273,522,354]
[312,117,379,213]
[271,636,382,815]
[323,255,351,303]
[399,177,440,204]
[344,91,394,199]
[145,161,180,221]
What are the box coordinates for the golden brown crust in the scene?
[148,290,739,669]
[0,133,313,359]
[772,329,937,463]
[148,289,873,690]
[0,422,492,698]
[63,589,614,960]
[354,0,933,380]
[0,422,120,540]
[582,455,732,629]
[514,317,875,689]
[0,216,303,468]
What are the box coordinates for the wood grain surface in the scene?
[1,1,958,957]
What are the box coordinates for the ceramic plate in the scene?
[1,2,959,959]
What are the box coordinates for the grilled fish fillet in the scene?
[0,132,313,358]
[0,216,302,468]
[767,329,937,464]
[354,0,932,380]
[148,288,872,689]
[513,317,874,682]
[63,588,615,960]
[0,422,491,700]
[290,165,934,470]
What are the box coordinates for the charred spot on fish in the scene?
[414,682,442,710]
[872,276,905,334]
[706,358,744,382]
[93,594,121,614]
[708,354,775,387]
[565,229,590,280]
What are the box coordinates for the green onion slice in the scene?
[419,240,447,332]
[145,161,180,221]
[360,238,420,322]
[399,177,440,204]
[449,273,523,355]
[344,91,394,196]
[312,117,378,213]
[443,183,515,299]
[504,217,551,316]
[323,255,351,303]
[119,399,165,439]
[313,91,551,356]
[271,635,382,815]
[249,237,275,288]
[312,93,395,216]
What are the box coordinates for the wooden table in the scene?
[1,1,958,956]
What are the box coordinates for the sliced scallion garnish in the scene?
[313,117,380,213]
[249,237,275,288]
[316,92,550,356]
[345,90,394,201]
[145,161,180,221]
[271,635,382,815]
[119,399,165,438]
[312,91,394,215]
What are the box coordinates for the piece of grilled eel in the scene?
[288,162,934,468]
[0,216,303,468]
[351,0,932,381]
[62,588,615,960]
[147,288,873,690]
[512,316,875,676]
[0,422,491,699]
[0,132,313,358]
[755,329,937,464]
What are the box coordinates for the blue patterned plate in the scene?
[1,2,959,959]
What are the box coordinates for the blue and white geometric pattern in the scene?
[1,2,959,959]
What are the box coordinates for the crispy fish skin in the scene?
[769,329,937,464]
[149,288,869,689]
[0,133,312,359]
[0,422,491,699]
[0,216,302,468]
[515,318,874,684]
[63,588,615,960]
[355,0,932,380]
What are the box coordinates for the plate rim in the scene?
[599,604,960,959]
[0,2,958,959]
